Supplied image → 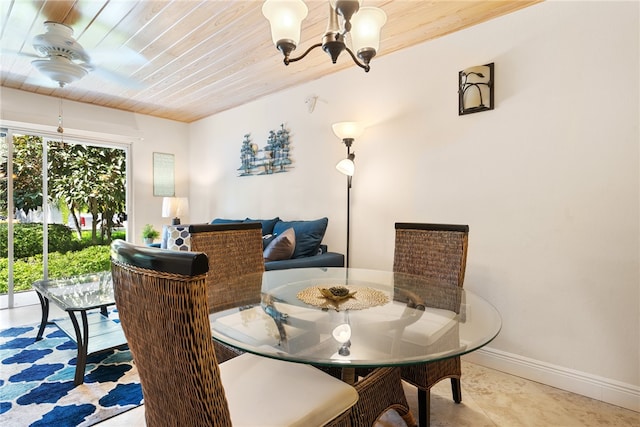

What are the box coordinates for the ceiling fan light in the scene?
[350,7,387,56]
[31,56,88,87]
[262,0,308,48]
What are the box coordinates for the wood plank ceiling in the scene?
[0,0,541,123]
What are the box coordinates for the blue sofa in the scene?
[161,216,344,271]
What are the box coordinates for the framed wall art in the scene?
[153,152,175,197]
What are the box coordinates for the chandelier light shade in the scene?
[261,0,308,50]
[349,7,387,62]
[262,0,386,72]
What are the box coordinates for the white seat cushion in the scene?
[220,353,358,427]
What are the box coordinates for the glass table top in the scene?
[210,267,502,368]
[32,271,114,311]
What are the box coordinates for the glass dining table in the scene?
[209,267,502,384]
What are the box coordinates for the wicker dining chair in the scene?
[111,240,358,427]
[187,223,415,426]
[188,222,265,362]
[393,222,469,427]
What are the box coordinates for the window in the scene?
[1,127,130,308]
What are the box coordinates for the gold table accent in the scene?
[297,285,389,310]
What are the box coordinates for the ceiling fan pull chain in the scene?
[57,98,64,142]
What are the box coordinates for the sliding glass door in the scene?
[1,128,129,308]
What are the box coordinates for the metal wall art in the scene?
[238,124,293,176]
[458,62,494,115]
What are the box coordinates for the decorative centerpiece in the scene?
[319,286,357,302]
[297,285,388,311]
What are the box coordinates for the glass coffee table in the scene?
[32,271,127,385]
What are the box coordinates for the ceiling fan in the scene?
[30,21,91,87]
[19,21,145,89]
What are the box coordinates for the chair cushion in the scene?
[273,217,328,259]
[220,353,358,427]
[263,228,295,262]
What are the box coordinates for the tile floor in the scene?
[2,296,638,427]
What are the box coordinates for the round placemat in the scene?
[296,286,389,310]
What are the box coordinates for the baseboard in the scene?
[462,346,640,412]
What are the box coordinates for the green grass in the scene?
[0,230,126,294]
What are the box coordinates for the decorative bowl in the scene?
[319,286,357,301]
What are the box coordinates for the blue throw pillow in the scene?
[273,217,328,259]
[211,218,243,225]
[211,217,280,237]
[245,217,280,236]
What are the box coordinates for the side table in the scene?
[32,272,127,385]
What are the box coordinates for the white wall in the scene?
[0,87,189,244]
[189,1,639,409]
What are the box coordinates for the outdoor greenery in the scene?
[48,141,126,242]
[1,134,128,295]
[0,229,125,294]
[1,135,126,242]
[0,223,74,258]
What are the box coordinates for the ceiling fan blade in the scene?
[88,46,148,69]
[0,48,42,59]
[90,65,146,90]
[23,74,63,89]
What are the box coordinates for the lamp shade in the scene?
[336,154,355,176]
[349,7,387,55]
[162,197,189,219]
[162,197,177,218]
[175,197,189,218]
[332,122,365,140]
[262,0,308,47]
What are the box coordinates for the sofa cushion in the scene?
[211,217,280,236]
[265,251,344,271]
[211,218,243,225]
[263,228,296,262]
[245,217,280,236]
[273,218,328,259]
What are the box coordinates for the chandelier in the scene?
[262,0,387,72]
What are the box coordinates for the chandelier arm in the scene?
[344,47,370,72]
[286,42,323,64]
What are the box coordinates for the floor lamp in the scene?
[332,122,364,268]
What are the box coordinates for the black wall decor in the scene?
[458,63,494,115]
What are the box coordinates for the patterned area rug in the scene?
[0,318,142,426]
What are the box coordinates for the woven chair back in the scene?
[111,240,233,426]
[189,223,265,312]
[393,222,469,288]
